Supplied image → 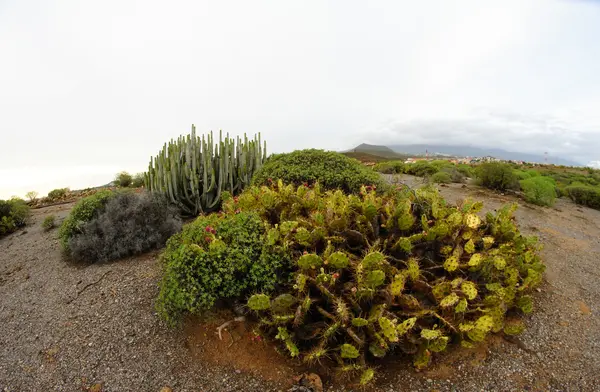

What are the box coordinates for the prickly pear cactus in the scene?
[224,182,546,386]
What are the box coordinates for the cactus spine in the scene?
[145,125,266,215]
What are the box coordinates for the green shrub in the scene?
[42,215,56,231]
[0,198,30,236]
[58,190,114,251]
[47,188,69,201]
[565,185,600,210]
[519,177,556,206]
[404,161,439,177]
[68,192,181,263]
[514,170,532,181]
[456,164,474,178]
[157,210,291,323]
[114,171,133,187]
[429,160,454,170]
[475,163,519,191]
[373,161,405,174]
[252,149,385,193]
[131,173,145,188]
[430,171,452,184]
[158,181,544,383]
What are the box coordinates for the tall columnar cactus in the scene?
[145,125,266,215]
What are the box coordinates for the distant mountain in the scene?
[345,143,409,160]
[388,144,581,166]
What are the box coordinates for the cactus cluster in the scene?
[229,181,544,385]
[145,125,266,215]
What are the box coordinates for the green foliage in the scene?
[430,171,452,184]
[146,125,266,216]
[373,161,405,174]
[47,188,69,201]
[42,215,56,231]
[25,191,39,202]
[156,211,292,323]
[114,171,133,187]
[475,163,519,191]
[519,177,556,206]
[0,198,30,236]
[224,182,545,380]
[252,149,385,194]
[58,190,114,251]
[131,173,145,188]
[405,161,439,177]
[456,164,474,178]
[565,185,600,210]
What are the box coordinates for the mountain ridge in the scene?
[348,143,581,166]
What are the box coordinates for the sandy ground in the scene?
[1,177,599,391]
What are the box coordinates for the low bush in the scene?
[42,215,56,231]
[58,190,115,251]
[475,163,519,191]
[115,171,133,187]
[252,149,385,193]
[565,185,600,210]
[157,210,291,323]
[68,192,181,263]
[0,198,30,236]
[519,177,556,207]
[405,161,439,177]
[132,173,145,188]
[456,164,474,178]
[430,171,452,184]
[47,188,69,201]
[159,181,544,383]
[373,161,405,174]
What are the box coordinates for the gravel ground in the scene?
[1,179,599,391]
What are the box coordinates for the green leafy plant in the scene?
[430,171,452,184]
[456,164,474,178]
[146,125,266,216]
[565,185,600,210]
[114,171,133,187]
[252,149,385,194]
[0,198,30,236]
[42,215,56,231]
[131,173,145,188]
[373,161,405,174]
[519,177,556,207]
[58,190,114,252]
[157,210,292,324]
[47,188,69,202]
[404,161,439,177]
[475,163,519,191]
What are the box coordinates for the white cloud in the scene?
[1,0,599,197]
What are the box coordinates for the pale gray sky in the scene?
[1,0,599,198]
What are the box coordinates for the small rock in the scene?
[159,387,173,392]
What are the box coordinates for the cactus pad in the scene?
[248,294,271,311]
[340,344,360,359]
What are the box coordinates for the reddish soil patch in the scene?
[183,311,297,388]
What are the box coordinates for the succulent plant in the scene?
[145,125,266,216]
[209,182,542,385]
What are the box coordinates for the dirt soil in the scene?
[1,178,599,391]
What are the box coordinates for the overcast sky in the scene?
[1,0,599,198]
